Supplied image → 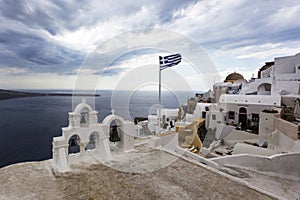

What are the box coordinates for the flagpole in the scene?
[157,53,181,135]
[158,59,161,135]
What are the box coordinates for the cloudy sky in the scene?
[0,0,300,91]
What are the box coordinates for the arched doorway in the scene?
[85,132,97,150]
[68,134,80,154]
[238,107,247,130]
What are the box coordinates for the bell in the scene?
[80,113,86,124]
[109,125,121,142]
[70,139,76,147]
[70,136,79,147]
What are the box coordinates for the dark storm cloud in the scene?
[0,0,193,75]
[0,0,299,77]
[0,0,90,74]
[46,0,195,30]
[0,30,83,73]
[0,1,59,36]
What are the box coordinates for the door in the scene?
[238,107,247,130]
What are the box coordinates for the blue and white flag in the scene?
[159,53,181,70]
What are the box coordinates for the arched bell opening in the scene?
[68,134,80,154]
[80,107,89,127]
[109,125,121,143]
[85,132,97,151]
[109,120,121,143]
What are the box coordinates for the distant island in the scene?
[0,89,100,100]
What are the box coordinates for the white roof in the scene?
[219,94,281,106]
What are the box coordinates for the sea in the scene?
[0,90,193,167]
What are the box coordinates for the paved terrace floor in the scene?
[0,144,276,200]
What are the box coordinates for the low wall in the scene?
[157,133,219,169]
[174,147,219,169]
[211,153,300,177]
[159,133,178,148]
[275,117,298,140]
[149,133,179,150]
[232,143,276,156]
[269,131,300,152]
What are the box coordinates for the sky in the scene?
[0,0,300,91]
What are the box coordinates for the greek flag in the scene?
[159,53,181,70]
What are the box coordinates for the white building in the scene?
[206,53,300,133]
[240,53,300,96]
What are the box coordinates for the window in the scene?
[229,111,235,120]
[205,106,209,111]
[212,114,216,120]
[202,111,206,118]
[252,113,259,122]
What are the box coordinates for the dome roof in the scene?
[224,72,244,82]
